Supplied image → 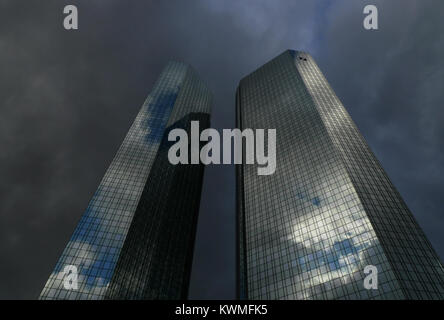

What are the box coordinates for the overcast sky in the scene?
[0,0,443,299]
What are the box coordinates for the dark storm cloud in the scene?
[0,0,443,299]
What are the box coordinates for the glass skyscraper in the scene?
[40,61,211,300]
[236,50,444,300]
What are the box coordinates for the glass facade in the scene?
[39,61,211,300]
[236,50,444,300]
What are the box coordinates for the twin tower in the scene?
[40,50,444,300]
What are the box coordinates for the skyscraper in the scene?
[236,50,444,300]
[40,61,211,300]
